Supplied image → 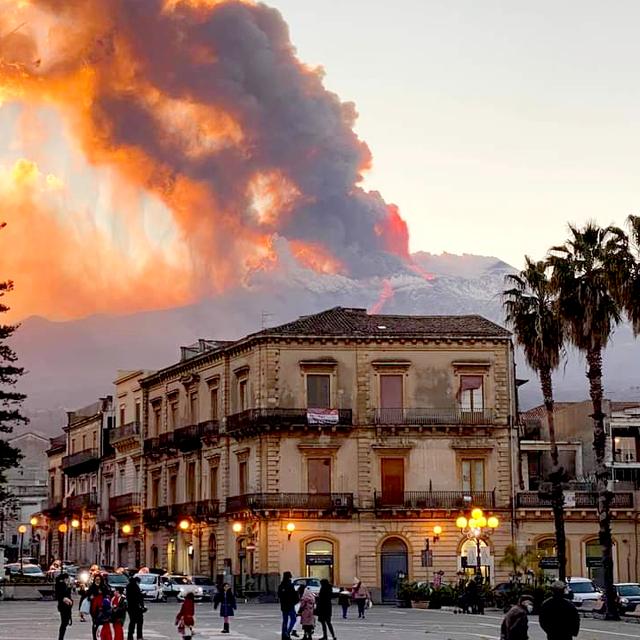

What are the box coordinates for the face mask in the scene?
[525,603,533,614]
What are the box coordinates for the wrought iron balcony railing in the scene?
[516,491,634,509]
[109,422,140,445]
[66,491,99,512]
[226,492,354,513]
[226,408,353,437]
[374,490,496,510]
[62,449,99,473]
[143,499,220,525]
[109,492,141,515]
[175,420,220,451]
[372,407,496,426]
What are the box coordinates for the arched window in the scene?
[305,539,334,582]
[536,538,559,578]
[460,538,490,579]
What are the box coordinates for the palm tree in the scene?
[548,222,633,620]
[504,258,567,580]
[624,215,640,334]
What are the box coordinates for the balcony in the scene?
[109,492,141,516]
[66,492,99,513]
[175,420,220,452]
[62,448,99,475]
[374,490,496,511]
[109,422,140,446]
[143,431,177,456]
[372,407,496,427]
[516,491,634,509]
[226,408,353,439]
[42,496,64,517]
[226,492,354,515]
[142,499,220,528]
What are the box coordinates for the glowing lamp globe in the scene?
[286,522,296,534]
[477,516,487,528]
[232,522,242,534]
[71,519,80,529]
[471,508,484,521]
[30,517,38,527]
[178,520,190,531]
[433,525,443,536]
[488,516,500,529]
[456,516,468,529]
[121,524,132,535]
[58,524,68,534]
[18,525,27,534]
[468,518,477,529]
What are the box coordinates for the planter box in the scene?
[412,601,429,609]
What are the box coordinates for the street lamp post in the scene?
[17,525,27,573]
[58,523,68,566]
[70,519,80,564]
[456,508,499,578]
[29,517,38,562]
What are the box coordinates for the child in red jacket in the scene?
[175,592,195,639]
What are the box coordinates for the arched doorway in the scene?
[380,537,408,602]
[305,539,334,581]
[208,534,217,580]
[151,545,159,569]
[459,538,492,580]
[536,538,559,579]
[584,538,616,587]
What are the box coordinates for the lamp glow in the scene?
[468,518,477,529]
[456,516,468,529]
[471,508,484,521]
[232,522,242,534]
[488,516,500,529]
[71,519,80,529]
[178,519,190,531]
[18,524,27,534]
[30,517,38,527]
[58,523,68,534]
[433,525,443,536]
[286,522,296,540]
[477,516,487,528]
[121,524,132,535]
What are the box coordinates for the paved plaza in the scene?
[1,601,640,640]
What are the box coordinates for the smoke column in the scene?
[0,0,410,319]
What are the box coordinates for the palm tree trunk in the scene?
[586,347,618,620]
[540,366,567,582]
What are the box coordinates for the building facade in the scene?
[139,307,518,601]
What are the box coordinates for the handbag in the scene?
[80,598,91,615]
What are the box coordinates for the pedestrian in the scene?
[126,575,146,640]
[56,572,74,640]
[337,588,350,619]
[539,581,580,640]
[500,597,531,640]
[278,571,299,640]
[97,596,113,640]
[89,574,111,640]
[317,579,337,640]
[111,587,127,640]
[78,581,89,622]
[176,591,196,639]
[298,587,316,640]
[351,578,369,619]
[213,582,237,634]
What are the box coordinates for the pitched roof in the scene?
[256,307,510,339]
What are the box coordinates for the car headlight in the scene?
[78,571,90,584]
[196,587,203,595]
[621,598,630,604]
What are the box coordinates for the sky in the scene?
[270,0,640,267]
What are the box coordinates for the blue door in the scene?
[381,538,408,602]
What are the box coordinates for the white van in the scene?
[135,573,166,601]
[567,577,602,605]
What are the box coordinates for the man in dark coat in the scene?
[317,579,336,640]
[539,581,580,640]
[55,572,74,640]
[126,576,145,640]
[500,597,530,640]
[278,571,299,640]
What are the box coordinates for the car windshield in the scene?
[571,582,596,593]
[138,575,156,585]
[173,577,192,585]
[619,585,640,596]
[108,575,128,585]
[21,566,41,574]
[193,578,213,586]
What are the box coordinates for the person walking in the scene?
[88,574,111,640]
[176,592,196,639]
[337,589,350,619]
[56,572,74,640]
[317,579,337,640]
[351,579,369,620]
[539,581,580,640]
[126,575,146,640]
[500,597,530,640]
[278,571,299,640]
[298,587,316,640]
[111,587,127,640]
[213,582,237,634]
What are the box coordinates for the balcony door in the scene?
[308,458,331,494]
[380,374,403,423]
[381,458,404,506]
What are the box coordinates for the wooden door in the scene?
[381,458,405,506]
[380,375,403,423]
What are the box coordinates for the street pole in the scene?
[476,536,481,576]
[19,531,24,572]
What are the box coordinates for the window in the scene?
[71,439,76,453]
[210,387,219,420]
[168,473,177,504]
[82,435,86,450]
[238,379,248,411]
[614,436,637,462]
[210,463,218,500]
[380,375,403,422]
[92,432,97,448]
[187,462,197,502]
[151,476,160,508]
[238,460,248,495]
[153,403,162,436]
[119,467,126,494]
[381,458,405,505]
[135,402,141,424]
[119,405,126,426]
[190,393,199,424]
[460,375,484,412]
[462,459,485,492]
[305,540,334,582]
[169,398,179,429]
[306,375,330,409]
[308,458,331,494]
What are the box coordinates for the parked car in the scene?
[135,572,166,601]
[567,577,601,606]
[292,577,340,597]
[190,576,217,602]
[107,573,129,590]
[161,574,191,599]
[4,563,45,577]
[615,583,640,613]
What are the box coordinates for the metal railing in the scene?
[226,493,354,512]
[109,422,140,444]
[372,407,496,426]
[175,420,220,451]
[226,408,353,434]
[109,492,141,514]
[143,437,160,454]
[62,448,99,471]
[516,491,634,509]
[374,490,496,510]
[143,499,220,524]
[66,491,99,512]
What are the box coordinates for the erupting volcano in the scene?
[0,0,415,321]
